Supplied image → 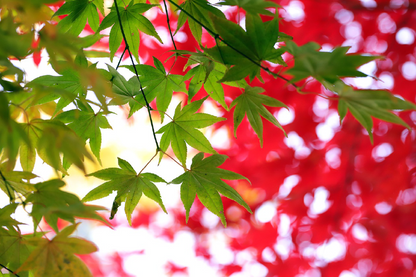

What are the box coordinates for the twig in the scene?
[114,0,160,150]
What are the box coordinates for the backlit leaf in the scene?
[171,152,252,226]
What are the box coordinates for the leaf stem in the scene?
[167,0,298,88]
[114,0,160,150]
[153,109,173,121]
[137,151,158,176]
[161,150,189,171]
[0,263,20,277]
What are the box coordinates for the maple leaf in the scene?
[53,0,101,36]
[175,49,248,110]
[0,203,22,228]
[231,86,287,146]
[156,97,225,166]
[218,0,280,16]
[333,81,416,143]
[83,158,167,225]
[28,55,111,115]
[283,41,380,84]
[55,101,112,164]
[16,224,97,277]
[171,152,252,226]
[0,166,36,201]
[206,13,286,82]
[0,227,33,277]
[175,0,225,43]
[21,119,94,174]
[97,2,162,62]
[123,57,187,122]
[25,179,107,232]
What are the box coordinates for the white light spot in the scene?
[284,131,304,149]
[278,214,291,236]
[402,61,416,80]
[372,142,393,162]
[340,270,359,277]
[325,147,341,169]
[279,175,301,198]
[397,234,416,254]
[275,108,295,125]
[255,201,277,223]
[201,208,220,228]
[316,124,334,141]
[396,188,416,205]
[344,21,362,39]
[377,13,396,33]
[352,223,369,241]
[262,247,277,263]
[316,236,346,262]
[360,0,377,8]
[282,1,305,22]
[274,237,294,260]
[375,202,392,214]
[376,72,394,89]
[335,9,354,25]
[396,27,415,45]
[316,112,340,141]
[309,187,331,215]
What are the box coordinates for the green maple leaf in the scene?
[231,86,287,146]
[97,2,162,62]
[0,169,36,201]
[0,227,33,277]
[123,57,187,122]
[0,93,29,170]
[283,41,380,83]
[218,0,280,16]
[175,0,225,43]
[171,152,252,226]
[25,179,107,233]
[156,97,225,166]
[16,224,97,277]
[83,158,167,225]
[53,0,101,36]
[55,101,112,164]
[332,81,416,143]
[206,13,286,82]
[22,119,94,174]
[28,55,111,116]
[0,203,22,228]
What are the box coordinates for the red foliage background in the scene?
[44,0,416,276]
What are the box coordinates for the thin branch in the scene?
[167,0,298,88]
[114,0,160,150]
[162,0,177,51]
[0,263,20,277]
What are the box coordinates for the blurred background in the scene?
[3,0,416,276]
